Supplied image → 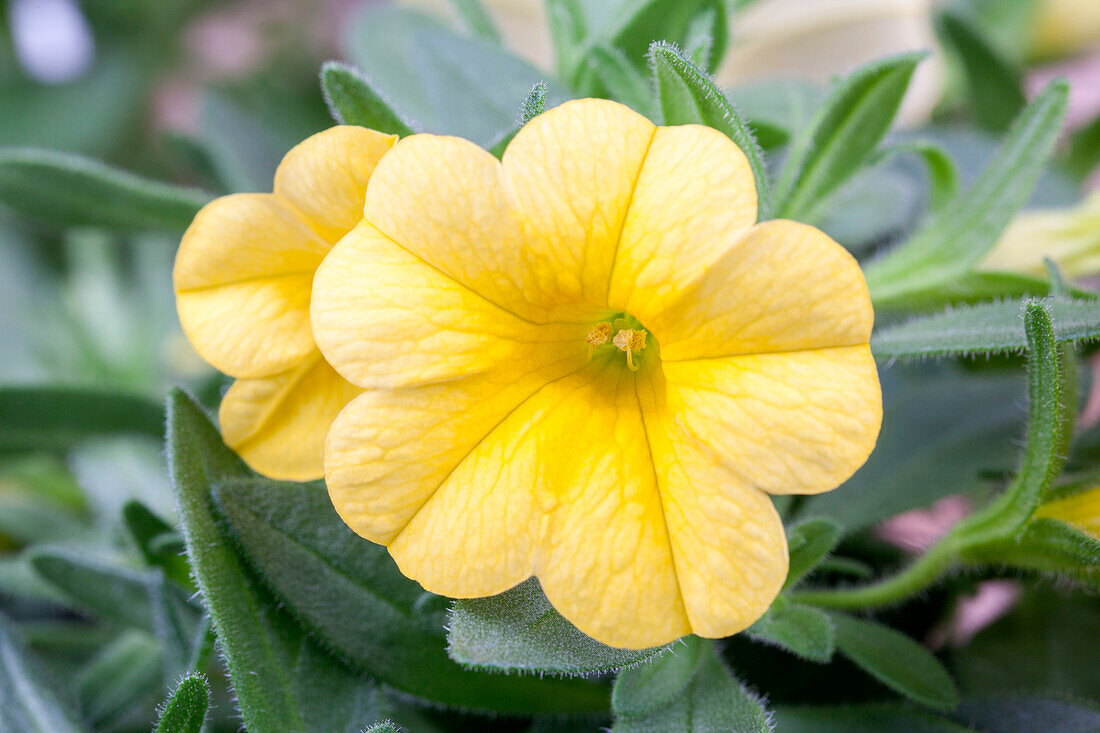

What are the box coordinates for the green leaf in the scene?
[612,639,769,732]
[154,673,210,733]
[648,42,769,218]
[953,302,1071,545]
[320,62,417,136]
[937,8,1025,132]
[870,297,1100,359]
[487,82,551,158]
[871,140,960,214]
[829,613,959,710]
[342,6,550,148]
[606,0,728,76]
[0,148,211,232]
[166,390,382,732]
[0,386,163,454]
[122,500,193,590]
[773,53,925,222]
[746,604,835,663]
[448,577,667,676]
[75,630,163,726]
[865,80,1069,309]
[800,362,1025,533]
[774,703,972,732]
[587,46,657,118]
[546,0,588,82]
[784,518,842,590]
[1064,113,1100,181]
[954,696,1100,732]
[213,478,609,713]
[965,517,1100,583]
[0,612,85,733]
[448,0,502,42]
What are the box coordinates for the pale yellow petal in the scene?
[174,194,327,377]
[607,124,757,322]
[503,98,656,310]
[274,126,397,242]
[312,220,587,389]
[637,367,787,637]
[219,353,361,481]
[662,345,881,495]
[650,220,874,362]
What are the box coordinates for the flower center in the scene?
[585,316,649,371]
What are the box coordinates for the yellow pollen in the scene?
[612,328,647,371]
[586,322,613,347]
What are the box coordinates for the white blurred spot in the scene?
[9,0,95,84]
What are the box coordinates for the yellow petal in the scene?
[219,353,361,481]
[503,98,657,310]
[1037,487,1100,538]
[607,123,757,321]
[312,220,586,389]
[274,126,397,242]
[648,219,874,362]
[637,367,788,637]
[662,345,881,494]
[174,194,327,377]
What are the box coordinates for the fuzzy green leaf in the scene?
[773,52,925,222]
[872,140,960,213]
[0,612,85,733]
[154,673,210,733]
[784,518,842,590]
[448,0,501,41]
[449,577,667,676]
[648,41,770,218]
[0,148,210,231]
[320,62,417,136]
[865,80,1069,309]
[0,386,162,454]
[166,390,382,732]
[965,517,1100,583]
[213,478,609,713]
[607,0,727,76]
[364,724,401,733]
[612,639,769,732]
[122,500,192,590]
[830,613,959,710]
[75,630,163,726]
[937,8,1025,132]
[953,302,1070,545]
[870,297,1100,359]
[746,604,836,663]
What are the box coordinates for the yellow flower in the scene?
[979,193,1100,280]
[1029,0,1100,60]
[174,126,397,480]
[312,99,882,649]
[1037,488,1100,538]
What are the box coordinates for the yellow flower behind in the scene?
[1037,488,1100,538]
[979,193,1100,280]
[312,99,882,649]
[174,126,396,480]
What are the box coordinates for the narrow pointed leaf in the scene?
[214,478,610,713]
[448,0,501,42]
[964,517,1100,583]
[783,518,842,589]
[154,673,210,733]
[937,9,1025,132]
[0,148,211,231]
[449,577,667,675]
[365,724,400,733]
[0,386,162,454]
[773,53,925,221]
[75,630,163,726]
[320,61,416,136]
[612,639,769,732]
[122,500,193,590]
[746,604,835,663]
[829,613,959,710]
[865,81,1069,308]
[0,613,85,733]
[870,297,1100,359]
[166,390,382,731]
[649,41,770,218]
[608,0,727,75]
[871,140,960,213]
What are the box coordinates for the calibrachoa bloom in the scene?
[312,99,882,648]
[174,126,396,480]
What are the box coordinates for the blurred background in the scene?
[2,0,1100,729]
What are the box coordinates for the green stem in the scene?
[788,536,961,610]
